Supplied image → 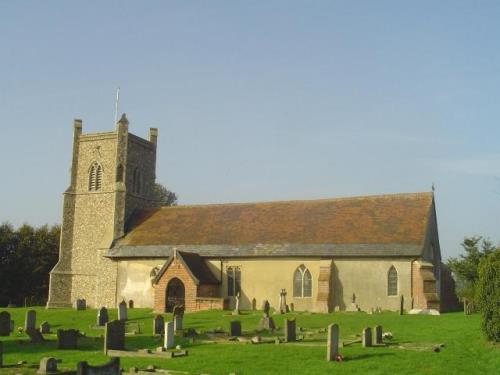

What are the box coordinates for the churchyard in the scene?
[0,306,498,374]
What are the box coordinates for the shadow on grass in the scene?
[346,352,395,361]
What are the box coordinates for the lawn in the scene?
[0,307,498,374]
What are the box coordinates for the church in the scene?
[46,116,457,313]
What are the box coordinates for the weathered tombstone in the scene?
[104,320,125,354]
[118,300,127,321]
[174,314,183,332]
[153,315,164,335]
[252,298,256,310]
[233,292,241,315]
[128,300,134,309]
[25,310,36,331]
[399,295,404,315]
[40,321,51,334]
[0,341,3,367]
[278,289,287,314]
[97,307,109,327]
[326,323,339,361]
[362,327,372,347]
[0,312,10,336]
[74,299,86,311]
[258,300,275,331]
[263,300,270,317]
[346,293,360,312]
[284,318,296,342]
[77,357,120,375]
[26,327,45,343]
[229,321,242,337]
[57,329,78,349]
[164,321,174,349]
[290,303,295,312]
[374,325,383,345]
[38,357,58,374]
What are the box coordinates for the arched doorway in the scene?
[165,278,185,312]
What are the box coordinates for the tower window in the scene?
[388,266,398,296]
[88,162,103,191]
[293,265,312,298]
[132,167,143,194]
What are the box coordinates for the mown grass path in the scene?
[0,308,498,374]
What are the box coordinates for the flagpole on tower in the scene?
[114,87,120,125]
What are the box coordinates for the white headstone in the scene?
[164,321,174,349]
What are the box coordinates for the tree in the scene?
[447,236,495,303]
[153,183,178,206]
[476,249,500,341]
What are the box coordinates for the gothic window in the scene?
[227,266,241,297]
[132,167,143,194]
[293,265,312,298]
[88,162,103,191]
[387,266,398,296]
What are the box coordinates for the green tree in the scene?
[476,249,500,341]
[153,183,178,206]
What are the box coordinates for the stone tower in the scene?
[46,115,158,308]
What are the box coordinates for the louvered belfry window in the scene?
[89,162,103,191]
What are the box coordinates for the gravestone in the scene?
[9,320,14,333]
[26,328,45,343]
[346,293,360,312]
[374,325,383,345]
[0,311,10,336]
[284,318,296,342]
[164,321,174,349]
[25,310,36,331]
[104,320,125,354]
[97,307,109,326]
[258,300,275,331]
[57,329,78,349]
[128,300,134,309]
[118,300,127,321]
[278,289,287,314]
[326,324,339,361]
[38,357,58,374]
[77,357,120,375]
[153,315,164,335]
[229,321,242,337]
[40,321,51,334]
[252,298,256,310]
[399,295,404,315]
[232,292,241,315]
[75,299,86,311]
[362,327,372,347]
[174,314,183,332]
[0,341,3,367]
[290,303,294,312]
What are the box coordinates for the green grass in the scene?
[0,307,498,374]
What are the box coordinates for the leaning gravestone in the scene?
[38,357,58,374]
[164,321,174,349]
[153,315,164,335]
[26,327,45,343]
[374,325,383,345]
[97,307,109,327]
[104,320,125,354]
[229,321,242,337]
[362,327,372,347]
[57,329,78,349]
[40,321,51,334]
[284,318,296,342]
[118,300,127,321]
[258,300,275,331]
[0,312,10,336]
[326,324,339,361]
[75,299,86,311]
[77,357,120,375]
[25,310,36,331]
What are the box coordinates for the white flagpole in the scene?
[114,87,120,124]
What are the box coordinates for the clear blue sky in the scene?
[1,1,499,259]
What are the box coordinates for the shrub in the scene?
[476,249,500,341]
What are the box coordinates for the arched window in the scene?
[88,162,103,191]
[293,265,312,298]
[132,167,143,194]
[227,266,241,297]
[387,266,398,296]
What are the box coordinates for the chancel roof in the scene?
[112,192,434,257]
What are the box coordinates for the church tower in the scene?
[46,115,158,308]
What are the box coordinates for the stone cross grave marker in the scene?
[153,315,164,335]
[164,321,174,349]
[97,307,109,327]
[258,300,275,331]
[0,311,10,336]
[75,299,86,311]
[118,300,127,321]
[57,329,78,349]
[104,320,125,354]
[326,323,339,361]
[278,289,287,314]
[233,292,241,315]
[362,327,372,347]
[374,325,383,345]
[38,357,58,374]
[25,310,36,331]
[229,321,242,337]
[284,318,296,342]
[40,321,51,334]
[77,357,120,375]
